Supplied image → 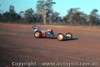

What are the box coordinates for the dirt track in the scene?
[0,23,100,67]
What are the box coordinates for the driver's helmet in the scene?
[47,29,52,32]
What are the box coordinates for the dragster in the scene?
[32,26,73,41]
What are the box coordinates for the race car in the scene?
[32,26,73,41]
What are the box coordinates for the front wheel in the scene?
[65,32,73,40]
[57,33,65,41]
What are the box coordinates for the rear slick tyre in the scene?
[34,31,42,38]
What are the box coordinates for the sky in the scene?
[0,0,100,17]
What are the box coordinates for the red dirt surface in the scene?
[0,23,100,67]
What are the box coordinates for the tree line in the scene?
[0,0,100,26]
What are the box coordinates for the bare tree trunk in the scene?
[49,15,52,24]
[90,22,93,26]
[43,15,46,24]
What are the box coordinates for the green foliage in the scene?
[37,0,55,24]
[0,13,2,21]
[88,9,100,26]
[64,8,92,26]
[24,8,34,23]
[37,0,55,14]
[64,8,79,24]
[0,4,100,26]
[33,13,43,23]
[52,12,62,22]
[2,5,21,23]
